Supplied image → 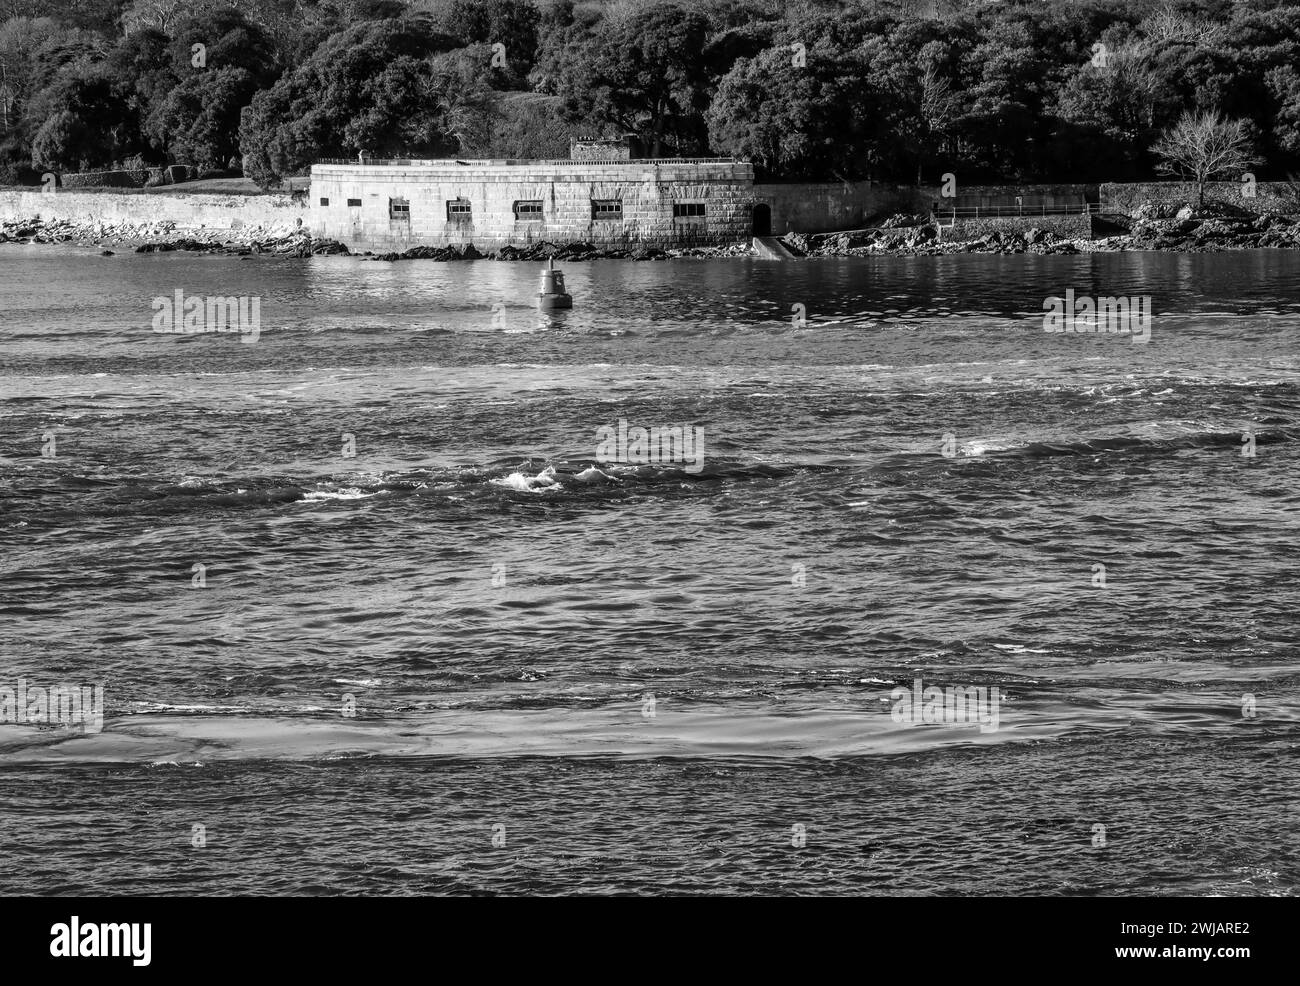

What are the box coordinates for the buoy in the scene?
[537,256,573,309]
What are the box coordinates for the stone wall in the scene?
[754,182,922,234]
[1101,181,1299,215]
[0,189,306,232]
[940,213,1092,241]
[925,183,1094,211]
[753,182,1095,234]
[311,161,756,250]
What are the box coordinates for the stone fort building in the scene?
[309,137,906,252]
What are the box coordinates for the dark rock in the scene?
[100,249,114,256]
[880,212,928,229]
[1194,219,1238,240]
[781,232,811,254]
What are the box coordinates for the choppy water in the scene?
[1,245,1297,895]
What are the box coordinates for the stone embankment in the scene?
[783,203,1300,257]
[0,215,346,256]
[6,199,1299,260]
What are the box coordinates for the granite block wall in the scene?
[310,161,757,251]
[0,189,306,232]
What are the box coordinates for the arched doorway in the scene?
[752,203,771,236]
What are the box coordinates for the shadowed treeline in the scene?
[0,0,1298,187]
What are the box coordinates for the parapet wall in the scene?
[0,189,305,232]
[754,182,921,234]
[311,161,756,251]
[930,183,1094,211]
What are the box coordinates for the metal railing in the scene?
[931,203,1101,219]
[314,157,745,167]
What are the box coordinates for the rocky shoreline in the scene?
[786,203,1300,257]
[0,215,747,259]
[0,216,346,256]
[4,201,1300,260]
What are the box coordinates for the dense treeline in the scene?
[0,0,1298,187]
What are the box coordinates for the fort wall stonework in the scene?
[310,161,757,251]
[0,189,304,232]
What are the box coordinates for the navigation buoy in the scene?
[538,256,573,309]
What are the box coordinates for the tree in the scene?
[869,35,963,186]
[119,0,189,35]
[147,66,257,170]
[955,18,1056,181]
[27,57,141,170]
[1150,110,1260,205]
[168,5,278,84]
[706,44,876,181]
[476,90,586,158]
[30,107,87,169]
[105,26,175,159]
[426,44,501,153]
[0,16,62,136]
[413,0,541,85]
[553,3,712,156]
[1266,65,1300,158]
[237,17,465,187]
[913,63,960,184]
[1051,39,1176,181]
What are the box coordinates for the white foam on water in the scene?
[300,487,381,502]
[492,466,561,492]
[573,466,618,483]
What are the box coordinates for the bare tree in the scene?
[916,62,959,185]
[119,0,188,35]
[1150,111,1260,205]
[0,67,12,133]
[1140,6,1223,48]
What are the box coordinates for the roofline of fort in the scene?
[314,157,747,167]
